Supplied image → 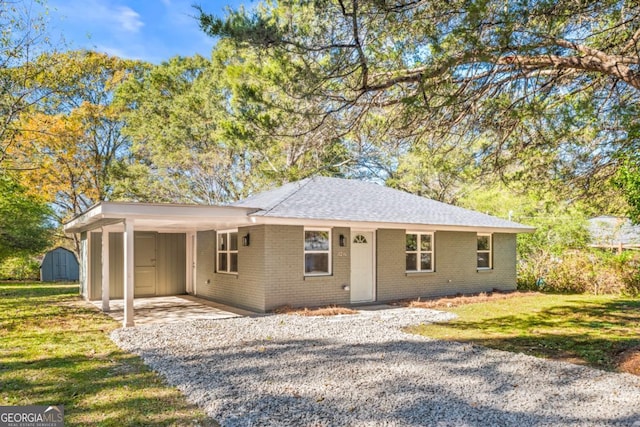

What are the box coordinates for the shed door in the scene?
[350,231,375,302]
[54,251,67,280]
[135,233,157,297]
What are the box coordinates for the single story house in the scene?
[64,177,534,326]
[40,247,80,282]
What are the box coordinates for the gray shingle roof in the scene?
[233,177,534,231]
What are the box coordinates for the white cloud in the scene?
[50,1,143,34]
[113,6,144,33]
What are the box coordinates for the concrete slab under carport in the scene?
[90,295,257,326]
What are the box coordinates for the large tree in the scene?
[115,43,354,204]
[0,173,52,261]
[198,0,639,206]
[9,50,147,222]
[1,0,58,168]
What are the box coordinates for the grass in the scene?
[408,293,640,375]
[273,304,358,316]
[0,281,217,426]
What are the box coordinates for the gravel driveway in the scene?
[111,307,640,426]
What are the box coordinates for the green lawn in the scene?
[0,282,217,426]
[408,293,640,373]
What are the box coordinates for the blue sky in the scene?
[43,0,250,63]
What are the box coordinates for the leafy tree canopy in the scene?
[0,173,52,261]
[198,0,639,208]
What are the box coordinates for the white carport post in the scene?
[101,227,110,312]
[123,219,135,327]
[186,231,195,294]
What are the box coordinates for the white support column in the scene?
[123,219,135,327]
[185,231,195,294]
[101,227,110,312]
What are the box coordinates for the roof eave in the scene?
[63,202,256,234]
[248,215,535,233]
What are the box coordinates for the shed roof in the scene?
[234,177,534,232]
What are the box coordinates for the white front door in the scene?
[350,231,375,302]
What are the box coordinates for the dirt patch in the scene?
[393,290,540,309]
[273,305,358,316]
[616,346,640,375]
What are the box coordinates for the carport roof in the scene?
[63,202,256,233]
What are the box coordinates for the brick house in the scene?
[65,177,534,326]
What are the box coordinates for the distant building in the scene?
[40,247,79,282]
[588,216,640,251]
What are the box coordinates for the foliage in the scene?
[408,293,640,374]
[0,255,40,280]
[0,173,52,261]
[614,156,640,224]
[8,50,148,223]
[115,45,355,204]
[199,0,640,206]
[0,0,58,167]
[518,249,640,297]
[0,282,217,426]
[458,182,591,257]
[115,54,258,203]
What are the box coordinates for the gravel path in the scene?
[111,307,640,426]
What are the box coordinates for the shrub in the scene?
[0,256,40,281]
[518,249,640,295]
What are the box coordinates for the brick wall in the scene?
[263,225,351,311]
[196,225,518,311]
[195,226,266,312]
[376,229,517,302]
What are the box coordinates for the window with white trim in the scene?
[405,232,434,272]
[477,233,492,269]
[217,230,238,274]
[304,228,331,275]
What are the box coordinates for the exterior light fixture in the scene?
[339,234,345,247]
[242,234,250,246]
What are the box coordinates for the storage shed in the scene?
[40,247,79,282]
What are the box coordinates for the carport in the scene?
[64,202,255,327]
[89,295,256,325]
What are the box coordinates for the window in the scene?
[406,232,434,272]
[304,229,331,275]
[217,230,238,274]
[477,233,492,269]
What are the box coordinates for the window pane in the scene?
[230,253,238,273]
[305,231,329,251]
[218,233,228,251]
[218,253,227,272]
[305,253,329,274]
[406,234,417,251]
[406,253,417,271]
[477,235,490,251]
[229,232,238,251]
[421,234,432,251]
[477,252,490,268]
[421,253,432,271]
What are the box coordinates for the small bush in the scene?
[518,250,640,296]
[0,256,40,281]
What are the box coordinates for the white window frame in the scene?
[405,231,435,273]
[217,229,238,274]
[477,233,492,270]
[303,228,332,276]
